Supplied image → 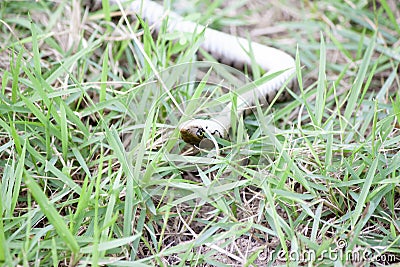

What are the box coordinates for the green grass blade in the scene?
[0,189,6,263]
[100,43,109,105]
[81,234,141,254]
[351,156,379,228]
[59,101,68,162]
[23,170,80,254]
[30,16,41,76]
[315,32,326,126]
[344,32,376,122]
[379,0,400,34]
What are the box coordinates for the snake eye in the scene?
[196,128,205,138]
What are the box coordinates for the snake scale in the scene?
[108,0,296,145]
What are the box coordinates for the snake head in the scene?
[179,119,227,145]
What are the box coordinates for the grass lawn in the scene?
[0,0,399,266]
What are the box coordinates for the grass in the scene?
[0,0,399,266]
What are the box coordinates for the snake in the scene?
[109,0,295,145]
